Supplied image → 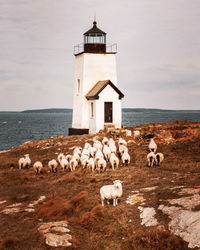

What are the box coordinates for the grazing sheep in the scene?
[57,153,65,164]
[69,157,78,171]
[66,154,73,162]
[118,138,127,147]
[121,151,131,166]
[110,153,119,170]
[60,158,69,171]
[93,140,103,151]
[18,154,31,169]
[88,147,97,158]
[119,145,128,158]
[33,161,43,174]
[82,158,89,169]
[147,152,157,167]
[48,159,58,173]
[148,138,157,153]
[109,143,117,154]
[88,158,95,172]
[96,158,107,174]
[84,142,91,149]
[73,147,82,156]
[155,153,164,166]
[100,180,123,206]
[103,145,111,162]
[102,137,109,145]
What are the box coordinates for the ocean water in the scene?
[0,110,200,151]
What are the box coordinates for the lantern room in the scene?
[83,21,106,53]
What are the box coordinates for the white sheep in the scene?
[18,154,31,169]
[33,161,43,174]
[69,157,78,171]
[109,142,117,154]
[88,157,95,172]
[155,153,164,166]
[148,138,157,153]
[93,140,103,151]
[108,138,115,147]
[147,152,157,167]
[48,159,58,173]
[88,147,97,158]
[110,153,119,170]
[73,153,80,165]
[82,148,90,157]
[102,137,109,145]
[84,142,91,149]
[100,180,123,206]
[118,138,127,147]
[73,147,82,156]
[119,145,128,158]
[60,158,69,171]
[103,145,111,162]
[82,158,89,169]
[57,153,65,164]
[121,151,131,166]
[66,154,73,162]
[96,158,107,174]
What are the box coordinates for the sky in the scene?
[0,0,200,111]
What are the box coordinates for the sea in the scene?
[0,109,200,151]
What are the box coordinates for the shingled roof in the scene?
[85,80,124,100]
[84,21,106,36]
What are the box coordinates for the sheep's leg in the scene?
[101,199,104,206]
[113,199,116,206]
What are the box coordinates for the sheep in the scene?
[102,137,109,145]
[66,154,73,162]
[88,157,95,172]
[109,142,117,154]
[82,148,90,157]
[118,145,128,158]
[33,161,43,174]
[48,159,58,173]
[18,154,31,169]
[93,140,103,151]
[69,157,78,171]
[57,153,65,164]
[96,158,107,174]
[73,153,80,165]
[108,138,115,147]
[110,153,119,170]
[155,153,164,166]
[118,138,127,147]
[148,138,157,153]
[100,180,123,206]
[121,151,131,166]
[60,158,69,171]
[73,147,82,156]
[103,145,111,162]
[147,152,157,167]
[84,142,91,149]
[82,158,89,169]
[88,147,97,158]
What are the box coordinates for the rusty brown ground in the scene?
[0,121,199,250]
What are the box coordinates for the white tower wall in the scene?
[72,53,117,129]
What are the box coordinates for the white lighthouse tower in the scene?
[69,21,124,135]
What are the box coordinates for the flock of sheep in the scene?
[18,137,164,207]
[18,136,131,175]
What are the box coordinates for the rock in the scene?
[133,130,140,138]
[27,195,46,208]
[138,206,158,227]
[38,221,72,247]
[0,200,7,205]
[159,205,200,249]
[168,194,200,210]
[126,194,145,205]
[140,186,158,192]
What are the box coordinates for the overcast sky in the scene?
[0,0,200,111]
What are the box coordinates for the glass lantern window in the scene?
[84,35,106,44]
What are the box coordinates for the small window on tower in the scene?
[91,102,94,118]
[77,79,80,94]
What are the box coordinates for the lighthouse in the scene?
[69,21,124,135]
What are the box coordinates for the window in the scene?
[77,79,80,94]
[91,102,94,118]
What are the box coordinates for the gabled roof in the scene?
[85,80,124,100]
[84,21,106,36]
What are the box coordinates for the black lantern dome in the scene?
[83,21,106,53]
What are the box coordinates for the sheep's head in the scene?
[113,180,122,188]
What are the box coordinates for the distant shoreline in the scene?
[0,108,200,114]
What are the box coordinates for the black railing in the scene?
[74,43,117,55]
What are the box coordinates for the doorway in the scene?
[104,102,113,123]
